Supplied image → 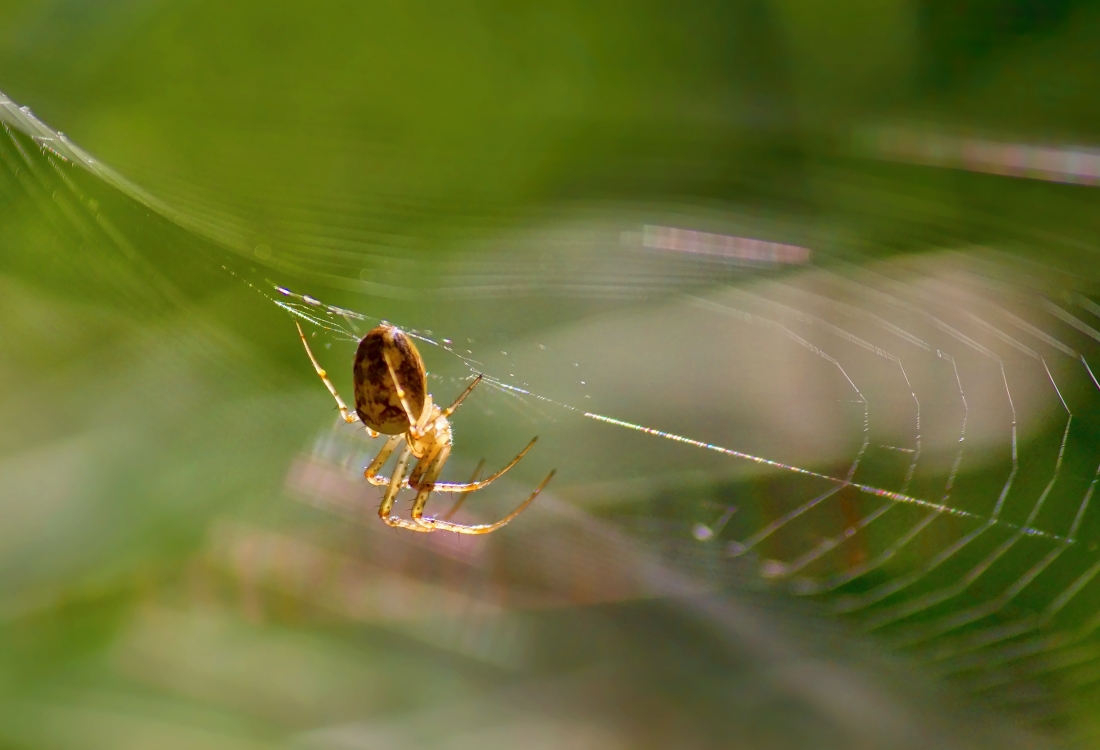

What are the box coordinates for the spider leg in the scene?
[409,441,446,489]
[415,470,556,535]
[365,436,538,494]
[439,375,483,419]
[442,458,485,520]
[364,434,405,486]
[296,322,378,437]
[382,349,426,437]
[408,444,451,528]
[377,442,432,533]
[429,436,539,493]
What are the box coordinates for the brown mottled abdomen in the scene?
[353,324,428,434]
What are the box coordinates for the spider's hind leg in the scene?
[410,442,552,534]
[417,471,556,535]
[443,459,485,521]
[429,437,539,494]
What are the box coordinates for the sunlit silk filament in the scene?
[486,381,1068,543]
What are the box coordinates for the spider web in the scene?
[271,264,1100,731]
[7,87,1100,738]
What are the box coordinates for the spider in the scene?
[295,321,554,534]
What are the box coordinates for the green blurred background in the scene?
[3,0,1100,747]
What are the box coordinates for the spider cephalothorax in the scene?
[297,322,553,534]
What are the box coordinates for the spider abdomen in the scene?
[353,324,428,435]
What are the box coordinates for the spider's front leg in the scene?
[297,322,377,436]
[408,444,451,528]
[364,433,442,489]
[365,434,405,486]
[377,442,432,533]
[408,442,446,490]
